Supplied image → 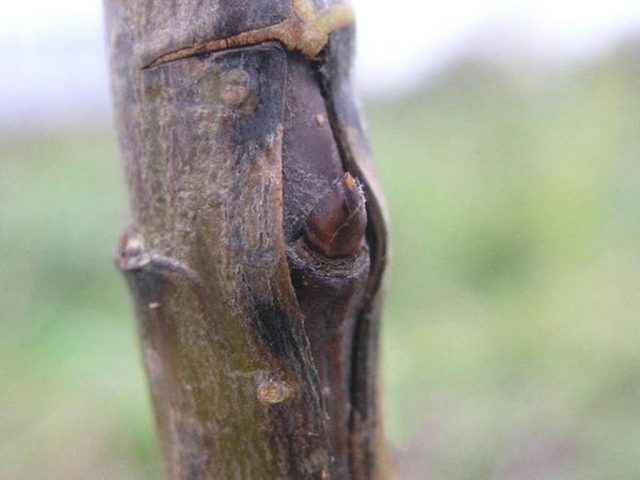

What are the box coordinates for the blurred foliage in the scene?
[2,47,640,479]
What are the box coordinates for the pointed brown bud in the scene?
[304,173,367,258]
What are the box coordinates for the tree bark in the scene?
[105,1,389,478]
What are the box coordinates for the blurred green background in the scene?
[2,46,640,479]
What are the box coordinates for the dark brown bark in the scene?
[106,1,389,478]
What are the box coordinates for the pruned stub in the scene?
[110,0,388,479]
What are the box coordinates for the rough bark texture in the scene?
[106,1,389,478]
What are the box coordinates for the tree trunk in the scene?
[105,1,389,478]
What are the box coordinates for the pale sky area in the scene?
[2,0,640,127]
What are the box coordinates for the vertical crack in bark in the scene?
[312,28,389,479]
[280,29,388,477]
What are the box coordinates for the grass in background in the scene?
[372,50,640,478]
[2,48,640,479]
[0,132,157,479]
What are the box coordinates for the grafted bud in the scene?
[304,172,367,258]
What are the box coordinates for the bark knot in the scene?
[257,380,294,404]
[116,230,151,271]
